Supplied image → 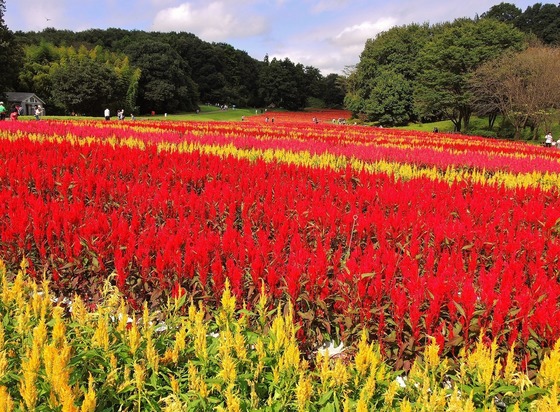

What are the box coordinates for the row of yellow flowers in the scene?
[2,125,560,190]
[0,258,558,411]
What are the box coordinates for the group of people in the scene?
[0,101,25,121]
[544,131,560,147]
[0,102,43,121]
[104,108,134,121]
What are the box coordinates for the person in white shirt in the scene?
[545,132,553,147]
[104,108,110,120]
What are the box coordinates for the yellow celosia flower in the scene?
[295,373,312,412]
[52,306,67,348]
[537,338,560,389]
[80,374,96,412]
[91,315,110,351]
[0,352,6,382]
[0,385,13,412]
[128,318,141,356]
[134,362,146,393]
[70,295,88,325]
[146,335,160,374]
[218,353,237,385]
[220,279,236,319]
[187,363,208,398]
[20,345,41,410]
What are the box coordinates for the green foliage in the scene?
[13,29,344,113]
[18,42,141,115]
[0,0,22,94]
[346,23,430,125]
[124,40,199,114]
[414,18,525,131]
[258,58,309,111]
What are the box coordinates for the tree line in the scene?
[346,2,560,138]
[0,8,346,116]
[2,1,560,137]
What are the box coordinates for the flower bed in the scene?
[0,119,559,374]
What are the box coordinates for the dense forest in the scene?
[2,1,560,135]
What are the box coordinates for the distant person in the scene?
[10,105,19,121]
[433,127,439,133]
[104,108,110,121]
[0,101,6,120]
[34,105,42,120]
[130,113,135,121]
[545,131,553,147]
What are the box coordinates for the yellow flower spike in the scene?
[52,306,67,348]
[503,344,517,386]
[106,354,118,387]
[223,383,241,412]
[142,302,151,336]
[354,329,376,377]
[70,295,88,326]
[146,335,160,374]
[116,300,129,333]
[171,322,188,363]
[537,338,560,389]
[280,340,301,373]
[295,373,313,412]
[187,362,208,398]
[19,345,41,410]
[91,314,110,351]
[80,374,96,412]
[128,317,141,357]
[332,359,349,388]
[400,398,413,412]
[169,375,180,394]
[0,385,13,412]
[254,338,266,378]
[233,329,247,362]
[383,380,399,407]
[220,278,236,319]
[317,351,331,390]
[359,372,377,406]
[218,352,237,385]
[0,324,4,352]
[134,362,146,393]
[425,336,441,373]
[0,352,7,382]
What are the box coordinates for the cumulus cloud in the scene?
[331,17,398,47]
[151,1,268,40]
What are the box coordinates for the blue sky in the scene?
[5,0,536,75]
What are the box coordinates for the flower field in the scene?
[1,114,560,374]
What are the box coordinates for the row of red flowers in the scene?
[0,119,559,369]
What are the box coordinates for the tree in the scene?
[258,58,307,110]
[125,40,199,114]
[515,3,560,45]
[346,23,431,125]
[480,2,522,23]
[50,58,118,115]
[0,0,23,94]
[414,18,525,131]
[322,73,346,108]
[470,46,560,139]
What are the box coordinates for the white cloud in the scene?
[331,17,398,47]
[151,1,268,40]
